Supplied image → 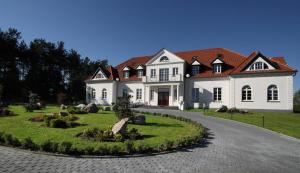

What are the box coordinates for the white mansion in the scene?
[85,48,296,111]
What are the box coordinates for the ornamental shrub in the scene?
[58,141,73,154]
[67,106,87,114]
[21,137,38,150]
[50,119,68,128]
[41,140,59,152]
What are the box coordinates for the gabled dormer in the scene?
[245,52,276,71]
[191,56,201,75]
[145,48,185,65]
[136,65,144,78]
[211,54,224,73]
[123,66,131,78]
[92,67,108,80]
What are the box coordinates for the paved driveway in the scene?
[0,109,300,173]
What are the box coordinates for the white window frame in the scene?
[192,88,199,102]
[136,89,142,100]
[192,65,200,75]
[267,85,279,101]
[92,88,96,99]
[172,67,178,76]
[123,71,129,78]
[242,85,252,101]
[213,87,222,101]
[101,88,107,100]
[150,69,156,78]
[137,69,143,78]
[213,64,222,73]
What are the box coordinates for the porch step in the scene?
[139,106,179,110]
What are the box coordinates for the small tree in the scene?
[294,89,300,105]
[113,95,133,120]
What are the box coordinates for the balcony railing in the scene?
[142,74,183,83]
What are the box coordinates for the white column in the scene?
[170,85,174,106]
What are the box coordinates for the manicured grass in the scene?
[0,106,202,151]
[186,108,300,139]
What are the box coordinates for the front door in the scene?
[158,92,169,106]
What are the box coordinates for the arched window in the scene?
[91,88,96,99]
[160,56,169,62]
[102,88,107,100]
[242,85,252,101]
[268,85,278,101]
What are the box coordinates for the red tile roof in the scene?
[85,48,296,82]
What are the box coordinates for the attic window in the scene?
[249,62,269,70]
[160,56,169,62]
[213,64,222,73]
[137,69,143,78]
[95,73,105,79]
[123,71,129,78]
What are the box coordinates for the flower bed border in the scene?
[0,111,205,156]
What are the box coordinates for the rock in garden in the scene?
[83,103,99,113]
[0,108,11,116]
[112,118,129,135]
[216,105,228,112]
[59,111,69,117]
[75,104,86,110]
[134,115,146,124]
[60,104,67,109]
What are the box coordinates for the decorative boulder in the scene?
[112,118,129,135]
[60,104,67,110]
[216,105,228,112]
[75,104,86,110]
[134,115,146,125]
[83,103,99,113]
[59,112,69,117]
[0,108,11,116]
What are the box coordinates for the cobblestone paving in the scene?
[0,109,300,173]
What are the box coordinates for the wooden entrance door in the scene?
[158,92,169,106]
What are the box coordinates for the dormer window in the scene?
[213,64,222,73]
[95,73,104,79]
[192,65,200,75]
[160,56,169,62]
[249,62,269,70]
[123,71,129,78]
[137,69,143,78]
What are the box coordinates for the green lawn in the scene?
[0,106,202,151]
[186,108,300,139]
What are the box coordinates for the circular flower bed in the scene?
[0,106,205,156]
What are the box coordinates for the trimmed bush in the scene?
[41,140,58,152]
[294,105,300,113]
[67,106,87,114]
[58,141,73,154]
[124,141,134,154]
[50,119,68,128]
[103,106,111,111]
[22,137,38,150]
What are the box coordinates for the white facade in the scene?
[86,48,296,111]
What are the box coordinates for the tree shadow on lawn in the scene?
[142,122,183,128]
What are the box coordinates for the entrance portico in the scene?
[144,83,182,108]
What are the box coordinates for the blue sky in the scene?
[1,0,300,91]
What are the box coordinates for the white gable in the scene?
[123,66,130,71]
[192,61,201,65]
[212,58,223,64]
[146,49,185,65]
[136,65,144,70]
[92,69,107,80]
[246,57,275,71]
